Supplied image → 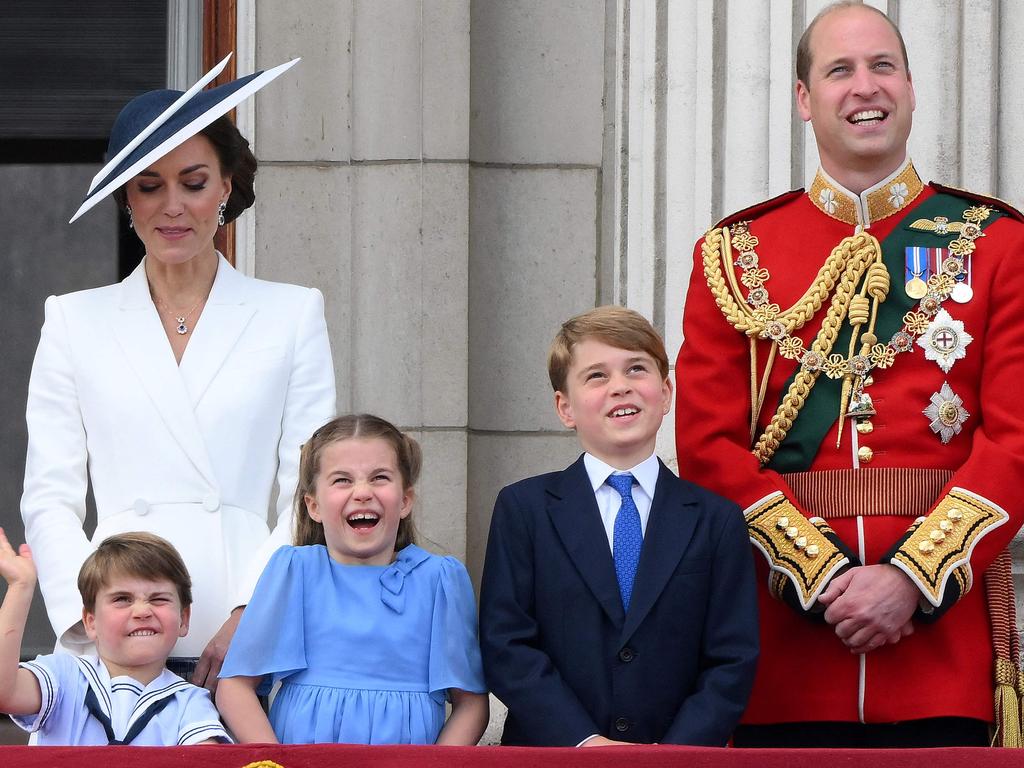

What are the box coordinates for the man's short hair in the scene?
[548,305,670,393]
[796,0,910,87]
[78,532,193,612]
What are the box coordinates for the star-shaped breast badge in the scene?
[923,382,969,444]
[916,308,973,374]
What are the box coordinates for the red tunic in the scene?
[675,162,1024,724]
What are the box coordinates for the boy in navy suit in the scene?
[480,306,758,746]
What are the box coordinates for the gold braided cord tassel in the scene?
[985,548,1023,747]
[703,227,849,336]
[865,261,890,300]
[995,659,1022,747]
[751,234,882,464]
[847,295,870,326]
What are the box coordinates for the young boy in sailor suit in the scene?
[0,530,229,745]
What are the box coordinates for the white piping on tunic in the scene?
[857,514,867,723]
[851,419,861,468]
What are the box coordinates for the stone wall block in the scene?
[721,0,771,212]
[902,0,961,182]
[409,429,469,561]
[465,432,582,581]
[999,2,1024,208]
[468,167,598,432]
[349,163,424,423]
[422,162,470,427]
[255,0,353,162]
[469,0,605,164]
[348,162,468,427]
[255,164,352,411]
[352,0,422,160]
[423,0,471,159]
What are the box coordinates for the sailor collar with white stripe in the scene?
[75,655,192,737]
[809,158,924,229]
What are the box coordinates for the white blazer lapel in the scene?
[112,261,219,487]
[178,255,256,407]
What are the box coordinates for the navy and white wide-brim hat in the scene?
[69,53,298,223]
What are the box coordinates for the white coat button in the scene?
[133,498,149,516]
[202,492,221,512]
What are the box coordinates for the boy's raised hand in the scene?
[0,527,36,589]
[0,526,42,718]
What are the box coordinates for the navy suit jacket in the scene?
[479,455,758,746]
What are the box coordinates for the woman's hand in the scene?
[0,527,36,589]
[193,606,244,691]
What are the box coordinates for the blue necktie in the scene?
[607,473,642,612]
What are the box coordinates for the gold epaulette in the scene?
[745,492,850,610]
[890,487,1009,606]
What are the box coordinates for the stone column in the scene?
[249,0,473,560]
[466,0,610,580]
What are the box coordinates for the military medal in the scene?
[950,282,973,303]
[916,308,973,373]
[923,382,969,444]
[904,247,932,298]
[943,252,973,304]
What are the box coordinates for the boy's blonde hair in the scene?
[78,532,192,612]
[548,305,670,393]
[294,414,421,551]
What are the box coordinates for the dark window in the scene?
[0,0,167,145]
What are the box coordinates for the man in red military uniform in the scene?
[675,0,1024,748]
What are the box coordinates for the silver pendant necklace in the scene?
[154,295,205,335]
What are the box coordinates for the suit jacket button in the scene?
[202,492,221,512]
[133,498,149,516]
[618,647,634,663]
[614,717,629,732]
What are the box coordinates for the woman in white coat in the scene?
[20,56,336,689]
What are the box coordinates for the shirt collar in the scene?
[583,452,660,499]
[808,157,924,228]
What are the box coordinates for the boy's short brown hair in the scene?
[78,532,193,612]
[548,305,670,393]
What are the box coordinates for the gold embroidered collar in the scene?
[809,159,924,228]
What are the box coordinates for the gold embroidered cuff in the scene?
[745,492,850,610]
[890,488,1008,607]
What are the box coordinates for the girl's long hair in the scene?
[293,414,421,551]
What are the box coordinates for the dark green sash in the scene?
[766,194,1002,472]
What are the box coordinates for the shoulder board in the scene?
[928,181,1024,223]
[714,189,805,229]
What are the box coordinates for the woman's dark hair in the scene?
[113,115,256,223]
[200,115,257,223]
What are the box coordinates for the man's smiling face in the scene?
[796,5,915,184]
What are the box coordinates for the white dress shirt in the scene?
[582,451,660,553]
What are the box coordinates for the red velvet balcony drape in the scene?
[0,744,1016,768]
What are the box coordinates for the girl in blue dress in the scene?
[217,414,489,744]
